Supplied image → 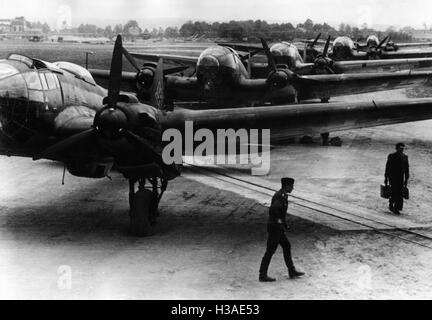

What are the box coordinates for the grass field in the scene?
[1,39,432,98]
[0,40,136,71]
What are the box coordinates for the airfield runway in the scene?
[1,41,432,299]
[2,116,432,299]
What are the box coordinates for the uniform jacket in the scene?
[385,152,409,184]
[268,189,288,229]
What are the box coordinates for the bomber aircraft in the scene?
[4,35,432,236]
[331,35,432,61]
[216,37,432,77]
[356,35,432,52]
[89,37,432,111]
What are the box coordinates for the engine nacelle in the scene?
[66,157,114,178]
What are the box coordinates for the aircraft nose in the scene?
[0,63,30,142]
[197,55,220,92]
[198,55,219,69]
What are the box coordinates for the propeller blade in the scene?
[312,33,322,47]
[150,58,165,110]
[107,35,123,108]
[377,35,390,49]
[260,38,276,71]
[303,44,307,62]
[247,51,252,77]
[324,65,335,74]
[122,47,141,72]
[240,50,259,62]
[33,129,94,160]
[322,35,331,57]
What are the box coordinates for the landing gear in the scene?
[128,177,168,236]
[321,132,330,146]
[320,132,342,146]
[329,136,342,146]
[299,135,314,144]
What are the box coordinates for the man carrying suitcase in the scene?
[385,143,410,215]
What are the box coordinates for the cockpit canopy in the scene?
[196,45,243,87]
[197,45,239,70]
[366,35,380,47]
[333,36,356,49]
[53,61,96,85]
[270,42,304,68]
[5,53,96,85]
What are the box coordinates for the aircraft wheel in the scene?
[130,189,155,236]
[299,135,314,144]
[330,136,342,146]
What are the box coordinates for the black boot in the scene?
[259,274,276,282]
[289,269,305,279]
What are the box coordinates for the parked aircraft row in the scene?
[2,35,432,236]
[89,36,432,111]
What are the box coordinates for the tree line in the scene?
[54,18,414,42]
[176,19,413,42]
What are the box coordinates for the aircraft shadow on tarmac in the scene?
[2,164,326,246]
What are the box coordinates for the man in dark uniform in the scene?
[385,142,409,215]
[259,177,305,282]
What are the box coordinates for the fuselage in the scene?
[0,54,105,146]
[196,45,249,89]
[166,45,295,107]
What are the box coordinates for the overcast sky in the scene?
[0,0,431,30]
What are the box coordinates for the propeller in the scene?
[106,35,124,108]
[302,33,322,62]
[260,38,296,88]
[246,51,252,77]
[377,35,390,50]
[310,35,335,74]
[35,35,166,168]
[303,43,308,62]
[120,43,187,100]
[356,35,389,59]
[322,35,331,57]
[260,38,277,71]
[310,33,322,48]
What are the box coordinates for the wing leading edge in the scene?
[160,98,432,140]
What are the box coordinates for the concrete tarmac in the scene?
[2,114,432,299]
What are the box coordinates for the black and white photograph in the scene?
[1,0,432,303]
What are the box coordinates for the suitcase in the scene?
[380,184,390,199]
[403,187,409,200]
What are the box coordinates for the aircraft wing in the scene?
[89,69,137,93]
[332,58,432,73]
[295,70,432,101]
[298,39,329,46]
[160,98,432,140]
[130,53,198,68]
[89,69,137,83]
[216,42,264,52]
[380,49,432,59]
[394,42,432,48]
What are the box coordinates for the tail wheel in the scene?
[130,189,155,236]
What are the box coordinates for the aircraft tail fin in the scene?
[150,58,166,111]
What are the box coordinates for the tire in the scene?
[130,189,154,236]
